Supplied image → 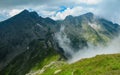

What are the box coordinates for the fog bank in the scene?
[55,25,120,63]
[68,36,120,63]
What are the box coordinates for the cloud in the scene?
[0,9,23,21]
[0,0,101,21]
[0,0,101,9]
[95,0,120,24]
[68,35,120,63]
[75,0,101,5]
[51,7,83,20]
[51,6,95,20]
[9,9,22,17]
[0,0,120,25]
[0,10,10,21]
[55,25,120,63]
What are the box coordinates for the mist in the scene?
[55,25,120,63]
[54,25,75,58]
[95,0,120,24]
[68,36,120,63]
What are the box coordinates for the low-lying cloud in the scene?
[68,36,120,63]
[55,25,120,63]
[95,0,120,24]
[55,26,74,58]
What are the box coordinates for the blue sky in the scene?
[58,6,68,12]
[0,0,120,24]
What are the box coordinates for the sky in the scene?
[0,0,120,24]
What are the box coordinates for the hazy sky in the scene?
[0,0,120,24]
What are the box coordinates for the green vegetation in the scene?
[40,54,120,75]
[62,22,111,50]
[82,23,110,46]
[31,54,59,71]
[0,40,60,75]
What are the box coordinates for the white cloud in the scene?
[9,9,22,17]
[51,7,83,20]
[51,6,95,20]
[0,10,11,21]
[0,0,101,9]
[75,0,102,5]
[0,0,120,25]
[0,0,102,21]
[39,10,56,17]
[34,6,56,18]
[0,9,23,21]
[93,0,120,24]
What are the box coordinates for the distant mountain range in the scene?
[0,10,119,75]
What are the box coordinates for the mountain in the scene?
[0,10,59,71]
[0,39,59,75]
[53,12,120,59]
[60,12,120,51]
[0,10,120,75]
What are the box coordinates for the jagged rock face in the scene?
[0,39,58,75]
[59,13,120,51]
[0,10,59,70]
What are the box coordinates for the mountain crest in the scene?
[83,12,94,17]
[18,9,30,16]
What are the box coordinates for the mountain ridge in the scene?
[0,9,120,75]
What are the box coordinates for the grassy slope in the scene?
[40,54,120,75]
